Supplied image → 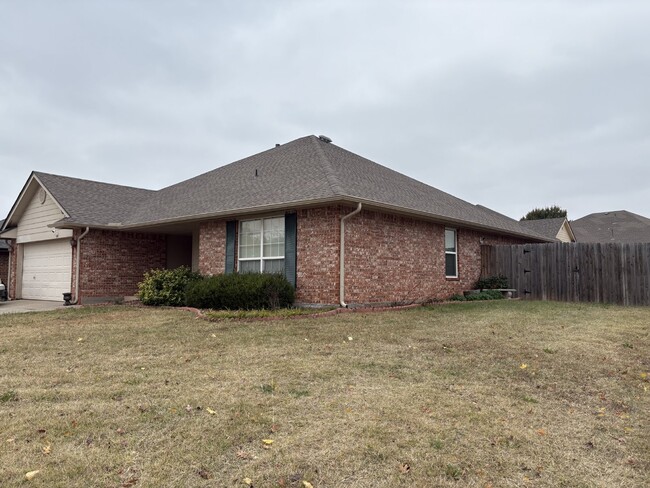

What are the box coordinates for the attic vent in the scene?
[318,135,332,143]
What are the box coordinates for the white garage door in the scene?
[22,239,72,301]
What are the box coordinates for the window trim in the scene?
[445,228,458,279]
[237,216,285,273]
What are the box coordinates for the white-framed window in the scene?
[445,228,458,278]
[238,216,285,274]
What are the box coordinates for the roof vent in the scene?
[318,135,332,143]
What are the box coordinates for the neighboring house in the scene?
[519,217,575,243]
[571,210,650,243]
[0,135,550,305]
[0,220,9,286]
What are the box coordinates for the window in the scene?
[445,228,458,278]
[238,217,285,274]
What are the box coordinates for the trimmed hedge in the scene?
[138,266,201,306]
[185,273,295,310]
[475,274,509,290]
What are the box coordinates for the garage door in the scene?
[22,239,72,301]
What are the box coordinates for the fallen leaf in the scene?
[243,477,253,485]
[77,337,84,342]
[520,363,528,369]
[206,407,216,415]
[236,449,252,459]
[42,444,51,455]
[536,429,546,436]
[185,405,193,412]
[262,439,274,445]
[121,477,139,488]
[348,336,353,341]
[211,333,217,338]
[399,462,411,474]
[302,481,314,488]
[198,469,212,479]
[25,470,40,480]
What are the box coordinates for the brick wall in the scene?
[8,244,17,300]
[74,229,166,302]
[295,206,341,304]
[0,251,8,288]
[198,220,228,275]
[343,209,529,304]
[195,205,533,306]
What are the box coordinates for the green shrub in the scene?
[465,289,504,301]
[475,275,509,290]
[138,266,201,306]
[449,294,467,301]
[185,273,295,310]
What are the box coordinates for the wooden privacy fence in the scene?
[481,242,650,306]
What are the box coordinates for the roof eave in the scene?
[49,196,552,242]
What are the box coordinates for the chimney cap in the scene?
[318,135,332,143]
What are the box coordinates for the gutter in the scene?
[340,203,362,307]
[71,227,90,305]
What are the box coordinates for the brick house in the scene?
[0,135,549,305]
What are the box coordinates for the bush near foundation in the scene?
[475,275,509,290]
[449,290,505,302]
[185,273,295,310]
[138,266,201,306]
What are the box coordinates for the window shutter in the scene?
[284,213,297,287]
[225,220,236,274]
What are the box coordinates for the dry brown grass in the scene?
[0,301,648,487]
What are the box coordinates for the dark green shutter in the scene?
[225,220,236,274]
[284,213,297,287]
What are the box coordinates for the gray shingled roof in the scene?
[33,173,155,227]
[518,218,568,241]
[13,136,549,241]
[571,210,650,243]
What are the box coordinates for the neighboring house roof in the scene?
[571,210,650,243]
[519,217,575,242]
[1,135,551,241]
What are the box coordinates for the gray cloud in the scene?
[2,1,649,222]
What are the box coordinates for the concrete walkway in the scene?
[0,299,67,314]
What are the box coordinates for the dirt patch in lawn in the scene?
[1,301,648,487]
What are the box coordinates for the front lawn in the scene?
[0,301,648,487]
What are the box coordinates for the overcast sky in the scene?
[2,1,649,222]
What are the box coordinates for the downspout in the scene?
[71,227,90,305]
[340,203,362,307]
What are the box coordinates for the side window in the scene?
[238,217,285,273]
[445,228,458,278]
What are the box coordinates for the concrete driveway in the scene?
[0,300,66,314]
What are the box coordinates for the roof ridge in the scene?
[34,171,155,193]
[310,136,345,196]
